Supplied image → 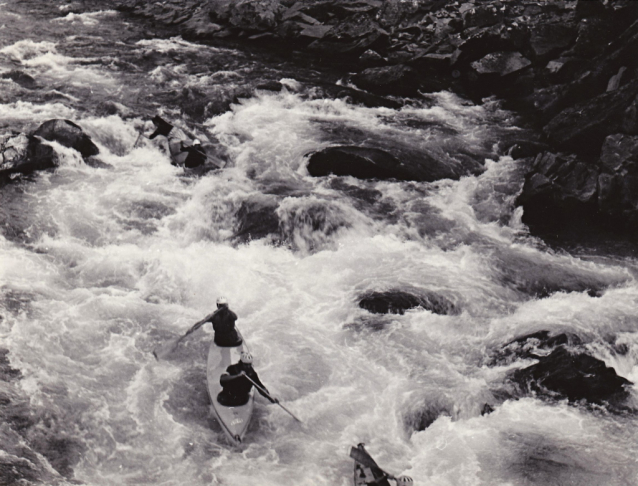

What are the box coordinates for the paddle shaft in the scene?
[243,375,303,423]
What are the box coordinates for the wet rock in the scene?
[226,0,283,31]
[543,80,638,156]
[0,132,58,177]
[470,51,531,77]
[358,290,459,316]
[351,64,419,96]
[490,331,582,366]
[233,196,281,243]
[359,49,386,66]
[597,134,638,215]
[32,119,99,159]
[529,23,577,61]
[461,4,503,29]
[511,346,632,404]
[454,23,531,66]
[1,70,37,89]
[516,152,600,232]
[334,85,402,109]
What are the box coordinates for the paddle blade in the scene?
[153,338,180,360]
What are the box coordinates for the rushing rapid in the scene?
[1,2,638,486]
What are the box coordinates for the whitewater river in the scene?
[1,1,638,485]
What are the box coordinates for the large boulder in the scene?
[358,290,459,316]
[516,152,600,231]
[470,51,531,77]
[0,132,57,177]
[351,64,420,97]
[511,346,632,405]
[306,145,481,182]
[597,134,638,216]
[32,119,99,159]
[543,80,638,156]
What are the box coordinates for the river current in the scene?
[1,1,638,485]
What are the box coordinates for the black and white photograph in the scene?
[1,0,637,484]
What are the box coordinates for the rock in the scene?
[461,4,503,29]
[543,80,638,155]
[32,119,99,159]
[575,0,605,19]
[490,331,582,366]
[359,49,386,66]
[227,0,282,31]
[0,131,59,177]
[600,133,638,173]
[376,0,420,29]
[597,134,638,214]
[334,86,403,109]
[358,290,459,316]
[1,70,37,89]
[233,196,281,243]
[470,51,531,77]
[607,66,627,92]
[351,64,420,96]
[516,152,600,231]
[307,145,479,183]
[454,23,531,66]
[529,23,577,61]
[511,346,632,404]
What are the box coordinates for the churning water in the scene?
[1,1,638,485]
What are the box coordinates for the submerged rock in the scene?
[358,290,459,316]
[490,331,582,366]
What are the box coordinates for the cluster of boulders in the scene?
[0,120,101,181]
[113,0,638,236]
[490,330,632,410]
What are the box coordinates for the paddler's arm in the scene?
[220,371,245,386]
[184,310,218,337]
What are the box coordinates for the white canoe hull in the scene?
[206,341,254,446]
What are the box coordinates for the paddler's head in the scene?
[216,296,228,309]
[240,352,253,364]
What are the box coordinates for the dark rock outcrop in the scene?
[351,64,420,97]
[114,0,638,237]
[1,120,100,179]
[511,346,632,405]
[543,80,638,156]
[358,290,459,316]
[32,119,99,160]
[306,145,481,182]
[516,152,600,232]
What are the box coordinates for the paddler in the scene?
[218,352,278,406]
[186,297,243,367]
[146,115,213,168]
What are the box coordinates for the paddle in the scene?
[243,374,303,423]
[152,312,215,360]
[350,447,413,484]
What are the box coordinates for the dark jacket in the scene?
[218,362,273,406]
[208,308,242,347]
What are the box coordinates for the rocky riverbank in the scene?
[112,0,638,239]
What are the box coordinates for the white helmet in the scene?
[216,296,228,306]
[396,476,413,485]
[240,352,253,364]
[193,139,201,145]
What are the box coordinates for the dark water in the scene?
[1,1,638,485]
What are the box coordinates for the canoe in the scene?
[352,444,392,486]
[206,340,254,446]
